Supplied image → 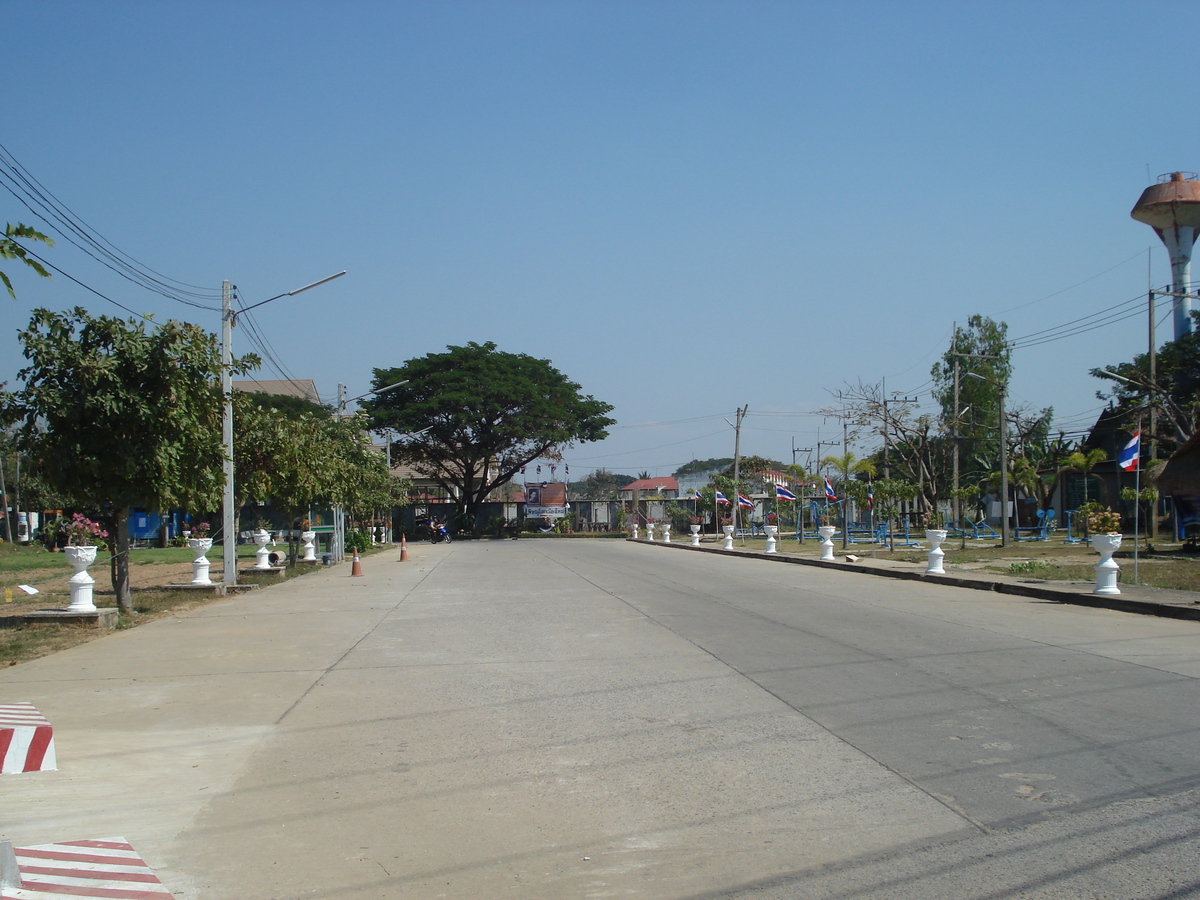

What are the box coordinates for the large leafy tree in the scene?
[930,315,1012,481]
[1090,310,1199,454]
[4,308,253,612]
[1,223,53,299]
[362,342,614,528]
[570,468,636,500]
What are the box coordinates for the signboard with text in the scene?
[524,482,569,519]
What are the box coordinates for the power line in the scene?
[8,239,153,320]
[0,142,221,309]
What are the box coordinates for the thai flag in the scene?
[824,476,838,501]
[550,465,557,478]
[1118,431,1140,472]
[867,479,874,511]
[537,464,542,476]
[520,466,526,475]
[776,485,798,501]
[737,494,754,509]
[565,464,569,478]
[715,491,730,505]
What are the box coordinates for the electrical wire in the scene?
[0,142,222,309]
[7,239,153,320]
[568,428,731,462]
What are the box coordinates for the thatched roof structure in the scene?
[1153,432,1200,495]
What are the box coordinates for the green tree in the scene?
[4,307,252,611]
[362,342,614,529]
[570,468,636,500]
[1090,311,1200,454]
[930,315,1012,482]
[818,451,876,484]
[1066,447,1108,506]
[1,224,53,299]
[673,457,733,478]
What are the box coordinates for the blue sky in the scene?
[5,1,1198,478]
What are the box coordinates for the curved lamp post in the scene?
[222,271,346,586]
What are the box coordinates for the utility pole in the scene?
[952,323,960,528]
[731,405,747,536]
[221,280,235,587]
[221,271,346,585]
[879,377,918,480]
[1148,286,1158,538]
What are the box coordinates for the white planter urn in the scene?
[689,524,701,546]
[645,523,656,542]
[722,524,735,550]
[64,545,99,612]
[818,525,837,561]
[631,524,639,540]
[924,529,948,575]
[188,537,214,585]
[764,524,779,554]
[660,523,671,543]
[301,530,318,562]
[253,529,273,569]
[1092,533,1122,595]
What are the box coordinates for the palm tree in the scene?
[819,451,877,484]
[1067,447,1107,505]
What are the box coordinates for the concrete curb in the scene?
[630,538,1200,622]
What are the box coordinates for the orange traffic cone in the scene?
[351,548,363,576]
[400,534,408,562]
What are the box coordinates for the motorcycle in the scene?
[430,523,451,544]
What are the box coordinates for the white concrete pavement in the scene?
[3,540,971,899]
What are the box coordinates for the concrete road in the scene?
[3,540,1199,899]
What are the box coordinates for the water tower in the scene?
[1131,171,1200,339]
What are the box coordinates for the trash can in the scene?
[322,554,333,566]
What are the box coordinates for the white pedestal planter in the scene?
[764,525,778,553]
[924,529,948,575]
[64,545,99,612]
[689,524,701,546]
[722,525,734,550]
[252,529,273,570]
[818,526,837,561]
[1092,533,1122,594]
[661,524,671,543]
[301,531,317,562]
[645,523,656,542]
[188,538,214,585]
[631,524,639,540]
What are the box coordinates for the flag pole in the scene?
[1134,423,1141,584]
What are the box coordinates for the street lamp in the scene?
[966,372,1008,547]
[222,271,346,586]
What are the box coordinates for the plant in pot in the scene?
[187,518,216,585]
[1087,507,1123,595]
[298,517,318,562]
[62,514,108,612]
[921,509,948,575]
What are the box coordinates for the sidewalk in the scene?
[644,538,1200,621]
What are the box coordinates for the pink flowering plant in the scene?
[190,522,211,538]
[61,513,108,547]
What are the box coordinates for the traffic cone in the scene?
[400,534,408,562]
[351,548,363,576]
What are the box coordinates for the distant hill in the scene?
[673,457,733,478]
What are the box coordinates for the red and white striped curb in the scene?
[2,838,172,899]
[0,703,56,774]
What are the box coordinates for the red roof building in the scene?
[619,477,679,499]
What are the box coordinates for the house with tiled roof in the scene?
[619,477,679,500]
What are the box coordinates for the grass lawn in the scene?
[691,529,1200,593]
[0,541,389,668]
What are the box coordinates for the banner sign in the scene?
[525,482,569,519]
